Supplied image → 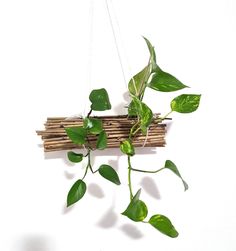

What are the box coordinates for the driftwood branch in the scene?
[36,115,167,152]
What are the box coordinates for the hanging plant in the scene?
[37,37,201,238]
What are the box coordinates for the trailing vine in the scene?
[65,88,121,207]
[64,37,201,237]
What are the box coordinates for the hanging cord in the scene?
[105,0,128,89]
[65,2,94,120]
[106,0,147,144]
[108,0,137,93]
[83,0,95,117]
[107,0,149,146]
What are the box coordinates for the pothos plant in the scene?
[64,37,201,238]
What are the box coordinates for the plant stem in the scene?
[87,109,92,118]
[156,111,172,123]
[86,149,99,174]
[131,167,165,174]
[84,151,89,157]
[82,157,90,180]
[90,168,99,174]
[88,150,94,173]
[128,156,133,200]
[87,149,92,171]
[132,127,141,136]
[82,149,94,179]
[129,121,140,139]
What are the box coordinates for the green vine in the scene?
[65,88,121,207]
[64,37,201,237]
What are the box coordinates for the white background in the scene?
[0,0,236,250]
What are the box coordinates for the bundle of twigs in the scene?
[36,115,167,152]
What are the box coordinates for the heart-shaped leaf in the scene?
[164,160,188,191]
[171,94,201,113]
[83,118,103,134]
[98,164,121,185]
[67,179,86,207]
[65,127,87,145]
[132,97,153,133]
[96,130,107,150]
[149,69,188,92]
[120,140,135,156]
[89,88,111,111]
[122,189,148,222]
[67,151,83,163]
[128,66,150,97]
[149,214,179,238]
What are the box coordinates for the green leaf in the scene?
[83,117,93,129]
[96,130,107,150]
[122,200,148,222]
[98,164,121,185]
[65,127,87,145]
[132,188,142,202]
[128,100,137,116]
[67,179,86,207]
[89,88,111,111]
[143,36,158,72]
[143,37,187,92]
[83,118,103,134]
[128,37,160,98]
[165,160,188,191]
[149,69,188,92]
[120,140,135,156]
[171,94,201,113]
[132,97,153,133]
[149,214,179,238]
[122,189,148,222]
[67,151,83,163]
[128,66,150,97]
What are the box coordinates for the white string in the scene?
[83,0,94,117]
[142,127,149,147]
[105,0,128,89]
[109,0,137,94]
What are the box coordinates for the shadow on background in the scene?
[63,170,76,180]
[140,176,161,200]
[96,206,118,228]
[44,150,83,167]
[120,224,144,239]
[88,183,105,198]
[15,235,56,251]
[44,147,157,163]
[165,120,173,136]
[62,202,75,215]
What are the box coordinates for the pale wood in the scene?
[36,114,167,152]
